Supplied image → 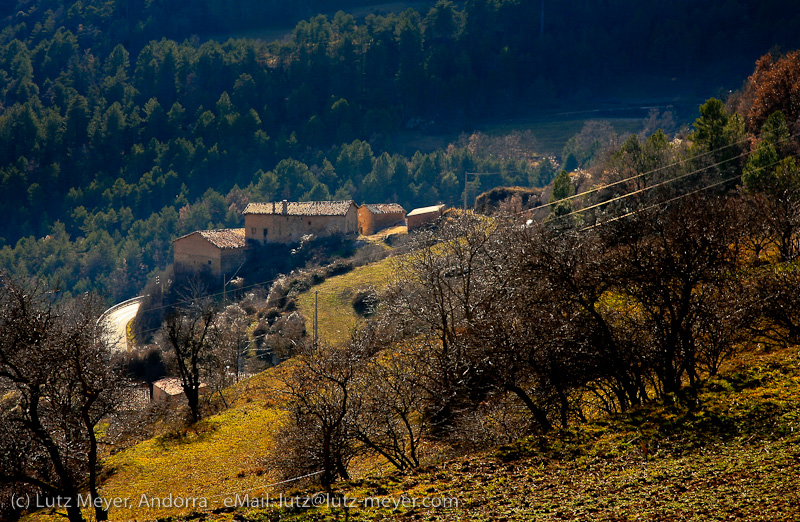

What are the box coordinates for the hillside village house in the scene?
[407,204,446,231]
[173,228,246,276]
[243,200,359,245]
[357,203,406,235]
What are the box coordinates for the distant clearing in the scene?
[483,116,643,155]
[391,114,646,157]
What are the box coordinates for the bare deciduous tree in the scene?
[0,275,126,522]
[273,342,361,488]
[352,337,428,470]
[385,214,498,432]
[160,299,218,423]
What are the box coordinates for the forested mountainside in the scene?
[1,0,800,302]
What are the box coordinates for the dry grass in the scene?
[295,255,397,346]
[23,370,290,522]
[163,346,800,522]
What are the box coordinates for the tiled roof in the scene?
[363,203,406,215]
[153,377,207,396]
[199,228,246,249]
[152,377,184,396]
[407,204,445,217]
[174,228,246,249]
[244,200,356,217]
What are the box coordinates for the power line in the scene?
[550,148,751,222]
[580,150,799,231]
[540,129,800,223]
[533,133,755,215]
[580,173,742,231]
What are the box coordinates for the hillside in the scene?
[4,1,800,520]
[3,0,800,303]
[295,239,400,346]
[26,344,800,521]
[21,369,290,522]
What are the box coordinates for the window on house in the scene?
[208,260,212,265]
[250,227,256,234]
[263,228,268,237]
[308,220,311,225]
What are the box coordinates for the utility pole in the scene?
[464,170,469,213]
[314,290,319,348]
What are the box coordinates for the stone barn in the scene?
[357,203,406,235]
[407,204,446,231]
[243,200,359,245]
[173,228,246,276]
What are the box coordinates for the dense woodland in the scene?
[2,0,800,302]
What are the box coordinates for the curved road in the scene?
[101,298,142,353]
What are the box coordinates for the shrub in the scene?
[352,287,379,317]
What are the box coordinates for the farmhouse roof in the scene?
[174,228,246,249]
[243,200,356,217]
[152,377,184,396]
[363,203,406,214]
[407,204,445,217]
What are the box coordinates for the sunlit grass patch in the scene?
[92,403,284,520]
[296,256,397,346]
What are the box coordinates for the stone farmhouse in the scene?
[357,203,407,235]
[173,200,412,276]
[243,200,359,245]
[173,228,246,275]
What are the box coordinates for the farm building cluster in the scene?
[173,200,443,276]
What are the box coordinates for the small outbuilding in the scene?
[152,377,208,403]
[173,228,246,276]
[357,203,406,235]
[406,204,446,231]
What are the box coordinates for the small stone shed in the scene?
[357,203,406,235]
[151,377,208,403]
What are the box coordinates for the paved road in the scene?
[102,298,142,353]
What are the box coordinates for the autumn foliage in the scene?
[738,50,800,136]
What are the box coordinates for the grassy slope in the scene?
[23,370,290,522]
[23,332,800,521]
[295,255,397,346]
[181,347,800,522]
[22,243,800,521]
